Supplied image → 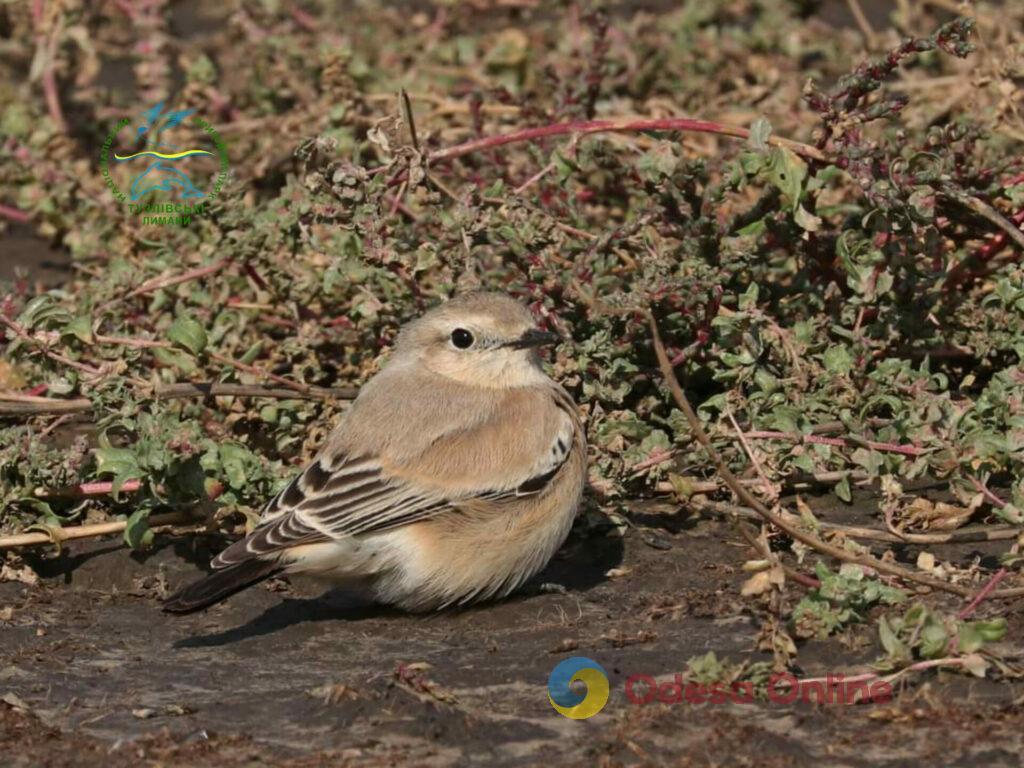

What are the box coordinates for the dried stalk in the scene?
[695,498,1022,545]
[0,314,103,377]
[97,258,230,314]
[654,470,873,496]
[733,518,821,589]
[647,312,1024,601]
[0,204,30,223]
[426,116,827,166]
[0,382,358,417]
[0,510,197,550]
[743,430,925,457]
[943,188,1024,253]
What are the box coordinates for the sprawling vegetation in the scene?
[2,1,1022,678]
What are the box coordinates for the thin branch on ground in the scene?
[958,568,1010,619]
[35,479,143,498]
[97,258,231,314]
[694,498,1023,545]
[733,518,821,589]
[423,116,827,167]
[0,510,198,550]
[0,314,104,377]
[742,429,925,457]
[208,352,313,394]
[845,0,876,46]
[647,311,1024,600]
[943,189,1024,253]
[0,382,357,417]
[31,0,67,134]
[654,470,875,496]
[0,204,31,223]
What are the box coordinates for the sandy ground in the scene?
[2,496,1023,767]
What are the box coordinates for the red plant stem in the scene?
[969,476,1007,509]
[788,570,821,589]
[0,314,103,376]
[41,61,66,134]
[945,207,1024,290]
[287,2,318,31]
[630,448,676,473]
[100,258,230,312]
[209,351,311,394]
[37,478,225,500]
[426,117,827,165]
[743,430,924,457]
[955,479,1011,619]
[958,568,1010,620]
[0,204,30,223]
[975,208,1024,261]
[793,657,969,697]
[38,479,143,497]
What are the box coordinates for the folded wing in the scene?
[212,391,577,569]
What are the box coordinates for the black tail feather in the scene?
[163,559,281,614]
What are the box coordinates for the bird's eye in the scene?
[450,328,475,349]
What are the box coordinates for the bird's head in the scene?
[392,293,560,388]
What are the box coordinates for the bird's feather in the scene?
[211,395,575,569]
[162,557,281,613]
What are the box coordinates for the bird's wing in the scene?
[212,391,577,569]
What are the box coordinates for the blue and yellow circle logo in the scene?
[547,657,609,719]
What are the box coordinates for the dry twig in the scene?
[647,312,1024,601]
[0,510,197,550]
[0,382,357,417]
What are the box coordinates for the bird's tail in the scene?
[162,558,281,614]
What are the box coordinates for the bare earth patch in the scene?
[3,496,1022,767]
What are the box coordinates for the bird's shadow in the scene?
[173,525,624,648]
[173,590,400,648]
[26,535,226,586]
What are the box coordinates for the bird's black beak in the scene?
[507,328,560,350]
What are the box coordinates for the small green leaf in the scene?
[167,315,208,355]
[919,617,949,658]
[957,618,1007,653]
[764,146,806,206]
[218,443,252,490]
[637,141,678,181]
[94,439,142,498]
[747,117,772,151]
[834,476,852,503]
[62,316,94,344]
[153,346,197,374]
[123,508,154,550]
[793,204,822,232]
[240,341,264,365]
[738,283,759,311]
[878,616,909,662]
[823,344,855,375]
[94,446,140,479]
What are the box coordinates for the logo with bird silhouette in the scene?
[99,100,229,225]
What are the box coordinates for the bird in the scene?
[163,292,587,614]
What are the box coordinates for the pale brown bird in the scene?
[164,292,587,613]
